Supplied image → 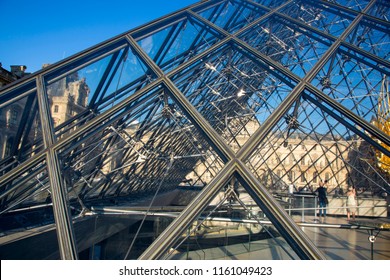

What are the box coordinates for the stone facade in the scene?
[188,120,352,194]
[46,72,90,127]
[0,65,89,161]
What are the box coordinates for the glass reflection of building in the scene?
[0,99,26,159]
[47,73,90,127]
[189,120,352,193]
[0,0,389,260]
[0,71,90,161]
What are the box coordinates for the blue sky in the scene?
[0,0,199,73]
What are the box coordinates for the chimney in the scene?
[10,65,27,78]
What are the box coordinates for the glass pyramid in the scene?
[0,0,389,260]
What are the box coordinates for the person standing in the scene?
[316,180,328,221]
[288,182,295,195]
[346,186,357,221]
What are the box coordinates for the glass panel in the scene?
[0,163,61,259]
[279,1,356,37]
[0,82,44,174]
[367,0,390,21]
[44,39,156,139]
[136,14,222,73]
[56,86,225,259]
[165,178,299,260]
[194,0,268,34]
[239,14,333,78]
[242,89,390,259]
[311,46,389,123]
[245,91,389,222]
[331,0,369,12]
[170,42,297,152]
[300,225,390,260]
[345,17,390,60]
[251,0,285,9]
[0,161,49,215]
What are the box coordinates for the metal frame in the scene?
[0,0,389,260]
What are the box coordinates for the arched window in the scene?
[288,171,295,181]
[290,154,295,165]
[10,108,19,125]
[301,155,305,166]
[54,105,59,113]
[300,172,306,183]
[313,171,318,183]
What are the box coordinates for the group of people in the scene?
[315,180,357,221]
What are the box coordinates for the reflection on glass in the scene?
[45,45,156,139]
[171,44,296,152]
[196,0,267,34]
[54,90,225,259]
[0,92,43,168]
[0,163,61,259]
[238,15,332,79]
[137,16,221,73]
[165,181,298,260]
[47,72,90,128]
[279,1,354,37]
[312,48,385,123]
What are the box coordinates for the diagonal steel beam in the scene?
[139,158,326,260]
[235,159,326,259]
[303,91,390,156]
[126,34,235,163]
[309,81,390,146]
[163,78,235,163]
[138,159,236,259]
[236,82,305,161]
[236,0,377,162]
[52,78,162,152]
[274,8,390,70]
[36,75,78,260]
[0,2,208,94]
[125,35,165,77]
